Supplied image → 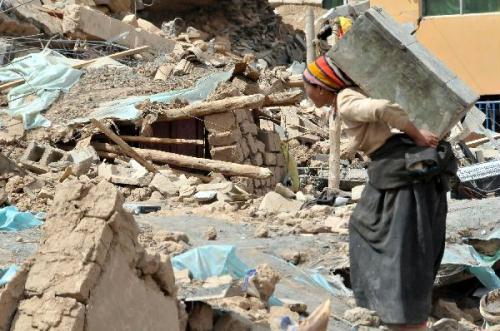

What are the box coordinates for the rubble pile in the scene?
[147,0,306,66]
[0,2,499,331]
[0,180,181,331]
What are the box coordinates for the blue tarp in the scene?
[442,243,500,290]
[171,245,350,306]
[0,49,82,129]
[0,206,44,232]
[0,265,18,287]
[172,245,249,280]
[172,245,283,305]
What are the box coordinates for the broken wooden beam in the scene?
[466,133,500,148]
[91,119,158,173]
[92,142,273,179]
[263,90,304,107]
[157,94,266,122]
[0,46,151,91]
[285,74,304,88]
[120,136,204,146]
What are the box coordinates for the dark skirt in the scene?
[349,179,447,325]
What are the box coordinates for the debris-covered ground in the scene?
[1,1,500,330]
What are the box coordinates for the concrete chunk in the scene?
[258,191,303,214]
[328,8,479,136]
[62,5,176,53]
[9,0,62,35]
[98,163,153,187]
[149,170,190,196]
[20,142,70,174]
[0,12,39,36]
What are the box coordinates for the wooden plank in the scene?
[120,135,204,145]
[93,142,273,179]
[91,118,158,173]
[0,46,150,91]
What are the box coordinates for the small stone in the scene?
[247,264,280,302]
[351,185,365,202]
[274,183,295,199]
[281,299,308,314]
[153,230,190,244]
[179,185,196,198]
[0,188,7,205]
[150,191,164,201]
[205,226,217,240]
[254,225,269,238]
[280,250,302,265]
[343,307,381,327]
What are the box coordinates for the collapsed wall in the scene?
[205,109,286,195]
[0,180,180,331]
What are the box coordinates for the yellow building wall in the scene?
[370,0,500,96]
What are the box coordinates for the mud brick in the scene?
[276,153,285,167]
[240,141,250,159]
[210,145,244,163]
[240,121,258,136]
[264,153,277,166]
[257,131,281,152]
[233,109,252,124]
[255,140,266,154]
[245,135,258,154]
[208,131,243,147]
[204,112,237,133]
[250,152,263,166]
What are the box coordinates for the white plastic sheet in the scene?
[0,49,82,129]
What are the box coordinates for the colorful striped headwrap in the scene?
[303,55,354,93]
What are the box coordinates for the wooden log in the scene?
[91,119,158,173]
[157,94,266,122]
[0,46,150,91]
[92,142,273,179]
[263,90,304,107]
[285,74,304,88]
[466,133,500,148]
[328,108,341,190]
[120,135,204,145]
[306,8,315,64]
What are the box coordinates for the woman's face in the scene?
[304,83,333,108]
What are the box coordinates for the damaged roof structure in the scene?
[0,0,500,331]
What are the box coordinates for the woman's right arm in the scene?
[338,89,438,148]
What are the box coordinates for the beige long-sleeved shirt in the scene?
[337,87,410,156]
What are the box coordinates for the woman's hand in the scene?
[402,122,439,148]
[415,129,439,148]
